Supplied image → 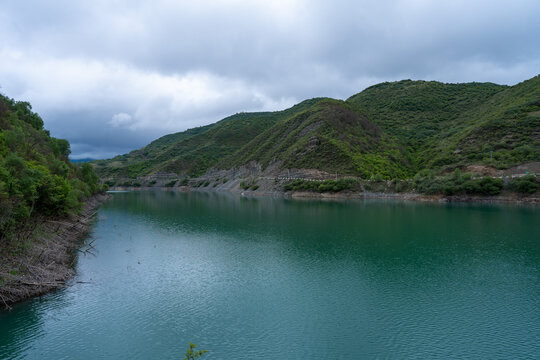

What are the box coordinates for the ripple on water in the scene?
[1,192,539,359]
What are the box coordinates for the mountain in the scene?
[347,76,540,170]
[219,99,412,179]
[93,98,325,178]
[70,158,96,163]
[93,75,540,180]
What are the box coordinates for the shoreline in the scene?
[0,193,110,309]
[108,185,539,205]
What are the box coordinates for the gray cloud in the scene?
[0,0,539,159]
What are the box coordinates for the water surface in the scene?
[1,191,539,359]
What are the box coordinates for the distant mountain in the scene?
[93,75,540,179]
[70,158,96,163]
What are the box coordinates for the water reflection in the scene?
[1,191,538,359]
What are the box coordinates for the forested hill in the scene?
[93,75,540,179]
[347,76,540,170]
[0,94,101,240]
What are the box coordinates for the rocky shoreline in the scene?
[104,161,539,205]
[0,193,110,309]
[109,181,539,205]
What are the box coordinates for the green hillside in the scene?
[0,94,101,240]
[94,75,540,180]
[93,98,326,178]
[221,99,412,179]
[347,76,540,170]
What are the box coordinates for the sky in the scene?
[1,0,539,159]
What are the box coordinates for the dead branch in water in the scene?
[18,281,65,286]
[0,293,12,310]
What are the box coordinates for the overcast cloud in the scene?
[1,0,539,159]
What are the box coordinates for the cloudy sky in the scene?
[1,0,539,159]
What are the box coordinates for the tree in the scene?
[81,163,99,193]
[50,137,71,157]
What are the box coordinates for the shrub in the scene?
[371,173,384,182]
[477,177,503,195]
[413,169,504,196]
[509,175,539,194]
[394,181,406,193]
[183,342,208,360]
[240,180,249,190]
[462,180,481,194]
[283,178,358,193]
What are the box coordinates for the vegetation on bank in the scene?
[414,170,501,196]
[93,75,540,183]
[0,94,102,242]
[282,172,539,196]
[284,178,359,193]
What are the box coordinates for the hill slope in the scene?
[347,76,540,170]
[220,99,412,178]
[0,94,101,240]
[93,98,327,178]
[94,75,540,180]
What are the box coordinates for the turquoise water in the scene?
[1,191,539,359]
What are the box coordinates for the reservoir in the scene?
[1,191,539,359]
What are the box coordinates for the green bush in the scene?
[183,342,208,360]
[462,180,481,194]
[394,181,405,193]
[509,175,539,194]
[283,178,358,193]
[413,170,441,194]
[240,180,249,190]
[413,169,505,196]
[477,177,503,195]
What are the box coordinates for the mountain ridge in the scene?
[93,75,540,180]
